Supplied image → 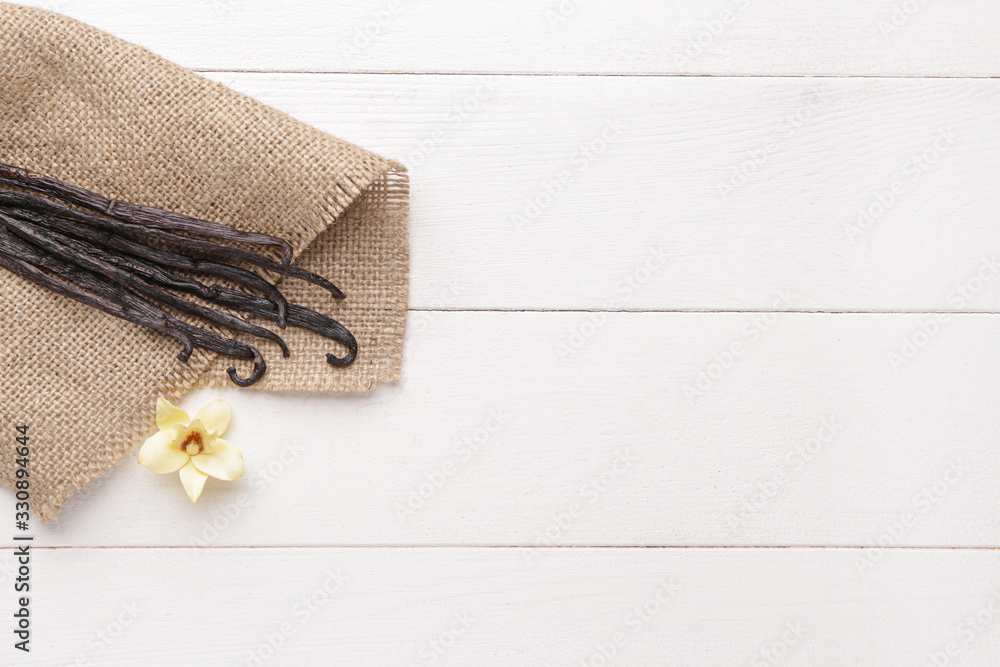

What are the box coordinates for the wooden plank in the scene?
[9,546,1000,665]
[31,311,1000,547]
[17,0,1000,76]
[200,72,1000,312]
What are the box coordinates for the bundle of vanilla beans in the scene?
[0,162,356,387]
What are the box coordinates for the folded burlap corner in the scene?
[0,4,409,522]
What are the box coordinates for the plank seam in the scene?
[26,545,1000,550]
[408,308,1000,315]
[193,69,1000,79]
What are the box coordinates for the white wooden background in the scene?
[5,1,1000,665]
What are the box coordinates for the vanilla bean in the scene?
[181,327,267,387]
[215,297,357,366]
[0,213,290,358]
[0,192,291,327]
[153,231,347,300]
[0,161,294,264]
[4,204,355,362]
[0,187,343,299]
[0,221,266,386]
[0,168,360,384]
[90,253,357,364]
[6,208,230,300]
[0,225,194,361]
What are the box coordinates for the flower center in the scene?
[180,431,204,456]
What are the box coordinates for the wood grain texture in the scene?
[5,547,998,666]
[32,311,1000,547]
[196,72,1000,312]
[16,0,1000,76]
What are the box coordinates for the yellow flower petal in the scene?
[138,429,188,474]
[193,399,231,436]
[179,460,208,503]
[156,397,190,432]
[191,438,244,481]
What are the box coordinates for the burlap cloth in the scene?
[0,4,409,522]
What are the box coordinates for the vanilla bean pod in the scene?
[0,169,360,383]
[6,207,236,301]
[0,192,291,327]
[209,295,357,366]
[0,187,343,299]
[5,203,356,363]
[0,162,294,264]
[98,251,358,364]
[154,230,347,300]
[0,212,290,358]
[0,220,266,386]
[70,244,356,364]
[0,224,194,361]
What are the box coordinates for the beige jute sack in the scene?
[0,4,409,522]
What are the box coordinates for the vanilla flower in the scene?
[139,397,244,502]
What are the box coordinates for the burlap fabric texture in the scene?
[0,4,409,522]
